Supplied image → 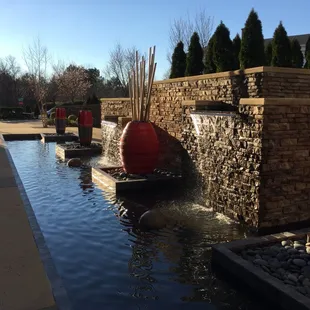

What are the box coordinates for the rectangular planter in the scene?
[212,228,310,310]
[55,143,102,160]
[41,133,78,143]
[92,166,182,193]
[2,134,42,141]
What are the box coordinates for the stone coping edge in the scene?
[212,228,310,310]
[0,134,72,310]
[99,67,310,92]
[100,97,130,102]
[154,66,310,85]
[240,98,310,106]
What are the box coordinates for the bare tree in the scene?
[105,43,142,93]
[55,65,91,103]
[167,9,214,63]
[23,37,50,127]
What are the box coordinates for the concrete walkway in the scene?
[0,120,95,310]
[0,137,56,310]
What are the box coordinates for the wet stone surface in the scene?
[62,143,102,150]
[44,133,76,136]
[239,237,310,298]
[106,167,182,181]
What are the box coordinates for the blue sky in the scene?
[0,0,309,80]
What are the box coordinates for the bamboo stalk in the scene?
[131,72,136,121]
[146,62,156,121]
[139,57,145,121]
[135,51,139,121]
[132,72,136,121]
[128,73,133,120]
[142,47,152,121]
[128,46,157,123]
[132,69,137,121]
[138,59,143,120]
[145,46,156,121]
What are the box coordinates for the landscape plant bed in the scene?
[56,142,102,160]
[212,228,310,310]
[40,132,78,143]
[91,166,182,193]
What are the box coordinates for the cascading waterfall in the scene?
[101,120,118,165]
[190,111,237,207]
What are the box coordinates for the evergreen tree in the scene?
[212,22,234,72]
[170,41,187,78]
[185,32,204,76]
[265,41,273,66]
[271,22,292,67]
[304,36,310,69]
[291,39,304,68]
[239,9,265,69]
[204,35,216,73]
[232,34,241,70]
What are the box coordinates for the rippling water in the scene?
[7,140,268,310]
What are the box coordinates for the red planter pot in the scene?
[120,121,159,174]
[78,110,93,146]
[55,108,66,134]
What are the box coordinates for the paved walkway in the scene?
[0,120,99,310]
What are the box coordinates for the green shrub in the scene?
[232,34,241,70]
[67,120,78,127]
[68,114,78,122]
[265,42,273,66]
[185,32,204,76]
[240,9,265,69]
[47,119,55,126]
[204,35,216,73]
[291,39,304,68]
[170,41,187,78]
[213,22,234,72]
[271,22,292,67]
[50,112,56,119]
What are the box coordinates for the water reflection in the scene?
[78,167,93,191]
[7,141,270,309]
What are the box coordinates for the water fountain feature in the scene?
[101,120,118,162]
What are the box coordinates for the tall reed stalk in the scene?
[128,46,157,122]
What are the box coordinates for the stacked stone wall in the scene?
[100,67,310,231]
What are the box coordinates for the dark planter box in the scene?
[91,166,182,193]
[56,143,102,160]
[212,229,310,310]
[41,133,78,143]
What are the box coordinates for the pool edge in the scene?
[0,134,72,310]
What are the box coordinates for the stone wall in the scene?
[262,68,310,98]
[181,107,263,226]
[242,98,310,230]
[100,67,310,231]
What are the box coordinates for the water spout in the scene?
[101,120,117,128]
[190,111,236,136]
[102,120,118,164]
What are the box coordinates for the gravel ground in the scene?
[105,167,181,181]
[61,142,102,150]
[43,133,75,136]
[240,236,310,297]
